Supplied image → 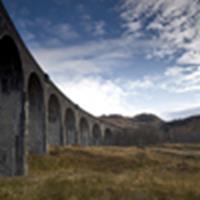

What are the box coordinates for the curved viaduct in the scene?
[0,1,122,176]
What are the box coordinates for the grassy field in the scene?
[1,145,200,200]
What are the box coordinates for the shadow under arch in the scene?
[79,117,89,146]
[0,35,25,176]
[27,72,46,154]
[65,108,77,145]
[92,124,101,146]
[47,94,62,146]
[104,128,113,146]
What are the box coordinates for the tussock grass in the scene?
[0,145,200,200]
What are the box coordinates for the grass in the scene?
[0,145,200,200]
[158,143,200,151]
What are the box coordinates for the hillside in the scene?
[162,115,200,143]
[100,113,163,129]
[1,145,200,200]
[100,114,200,145]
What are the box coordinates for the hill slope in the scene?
[100,114,200,145]
[100,113,163,129]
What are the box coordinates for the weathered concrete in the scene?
[79,117,89,146]
[27,73,46,154]
[65,108,77,145]
[0,0,123,176]
[0,35,25,176]
[92,124,102,145]
[104,128,113,146]
[47,94,62,146]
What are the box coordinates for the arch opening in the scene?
[79,118,89,146]
[92,124,101,146]
[104,128,112,146]
[28,73,45,154]
[0,35,24,175]
[48,94,62,145]
[65,108,77,145]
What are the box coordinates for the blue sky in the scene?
[3,0,200,120]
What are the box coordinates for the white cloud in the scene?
[31,36,200,118]
[164,66,194,77]
[161,66,200,93]
[17,16,79,44]
[127,77,154,90]
[93,21,106,36]
[53,24,79,40]
[120,0,200,61]
[30,35,139,78]
[178,51,200,65]
[56,76,133,116]
[54,75,167,118]
[126,21,141,33]
[165,66,183,77]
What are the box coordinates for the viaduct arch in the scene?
[104,128,113,146]
[92,124,101,145]
[28,73,45,154]
[65,108,77,145]
[79,117,89,146]
[0,1,122,176]
[0,35,25,176]
[48,94,62,146]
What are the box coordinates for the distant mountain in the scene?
[161,115,200,143]
[100,114,200,146]
[100,113,163,128]
[132,113,162,122]
[100,114,135,129]
[131,113,163,125]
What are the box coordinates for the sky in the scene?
[3,0,200,121]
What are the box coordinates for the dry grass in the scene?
[0,145,200,200]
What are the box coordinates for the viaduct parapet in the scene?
[0,1,122,176]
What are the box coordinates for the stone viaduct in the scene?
[0,1,122,176]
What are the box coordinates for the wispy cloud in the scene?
[161,66,200,93]
[120,0,200,62]
[93,21,106,36]
[30,37,133,77]
[178,51,200,65]
[6,0,200,119]
[14,16,80,46]
[165,106,200,120]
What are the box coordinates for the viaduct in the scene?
[0,1,122,176]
